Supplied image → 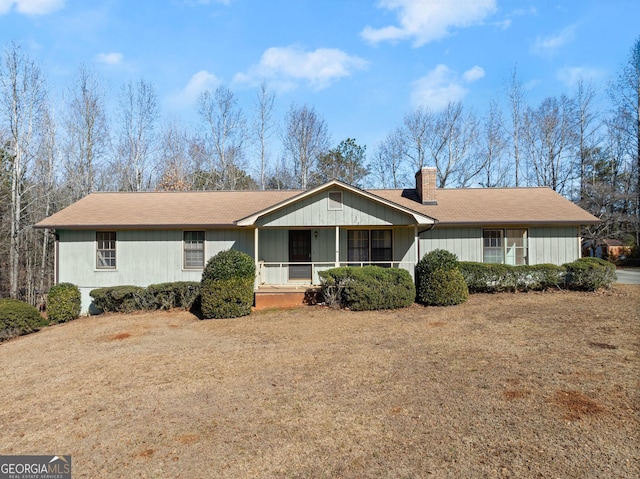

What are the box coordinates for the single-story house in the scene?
[582,238,631,260]
[35,168,600,312]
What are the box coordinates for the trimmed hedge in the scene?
[563,257,617,291]
[0,298,48,341]
[459,258,616,293]
[90,286,147,313]
[459,262,564,293]
[319,265,415,311]
[47,283,81,323]
[90,282,201,313]
[201,277,254,319]
[202,249,255,282]
[416,250,468,306]
[200,250,255,319]
[144,282,200,310]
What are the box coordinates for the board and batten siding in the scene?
[58,228,254,312]
[419,225,581,264]
[256,189,415,227]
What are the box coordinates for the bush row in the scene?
[459,257,616,293]
[90,282,200,313]
[0,298,48,342]
[319,265,415,311]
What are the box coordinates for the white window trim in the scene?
[95,231,117,271]
[182,230,205,271]
[482,228,528,265]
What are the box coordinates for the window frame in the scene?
[183,230,205,270]
[483,228,528,265]
[347,229,393,264]
[96,231,117,270]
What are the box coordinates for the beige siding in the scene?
[528,226,580,265]
[419,227,483,262]
[257,189,415,227]
[419,225,581,265]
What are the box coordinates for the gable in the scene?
[255,186,419,227]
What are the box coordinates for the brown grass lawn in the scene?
[1,286,639,478]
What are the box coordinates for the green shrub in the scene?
[202,249,255,282]
[319,266,415,311]
[144,282,200,310]
[47,283,81,323]
[458,262,564,293]
[0,298,47,341]
[418,268,469,306]
[200,250,255,319]
[416,250,468,306]
[200,277,254,319]
[564,257,617,291]
[89,286,147,313]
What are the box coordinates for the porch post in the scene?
[335,226,340,267]
[414,225,419,264]
[254,227,259,287]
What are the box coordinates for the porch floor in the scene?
[254,285,322,310]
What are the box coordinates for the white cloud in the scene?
[234,45,368,91]
[462,66,485,83]
[532,26,575,55]
[0,0,65,15]
[95,52,123,65]
[557,66,603,88]
[169,70,220,107]
[411,64,484,110]
[361,0,496,47]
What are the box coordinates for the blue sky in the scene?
[1,0,638,169]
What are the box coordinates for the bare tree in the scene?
[198,86,248,190]
[523,95,577,193]
[0,43,46,299]
[573,78,600,201]
[113,79,159,191]
[63,64,109,200]
[609,36,640,247]
[252,82,276,190]
[371,128,409,189]
[504,67,525,186]
[479,99,509,187]
[428,101,482,188]
[282,103,330,189]
[402,106,432,172]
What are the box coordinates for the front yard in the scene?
[1,286,638,478]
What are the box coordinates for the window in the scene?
[483,229,528,265]
[348,229,393,264]
[96,231,116,269]
[184,231,205,269]
[328,191,343,210]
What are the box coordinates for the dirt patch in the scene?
[503,390,531,400]
[552,390,605,420]
[108,332,131,340]
[0,286,638,478]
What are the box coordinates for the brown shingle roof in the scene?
[35,186,600,229]
[372,187,600,226]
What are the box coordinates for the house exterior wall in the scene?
[419,225,581,264]
[58,228,254,312]
[256,189,415,227]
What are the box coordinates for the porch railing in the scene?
[256,261,415,286]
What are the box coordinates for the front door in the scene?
[289,230,312,281]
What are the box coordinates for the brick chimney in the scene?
[415,167,437,205]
